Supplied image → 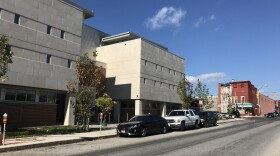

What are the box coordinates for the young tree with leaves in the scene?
[95,93,114,125]
[194,79,214,110]
[67,52,104,130]
[194,79,214,109]
[177,76,194,109]
[0,36,13,82]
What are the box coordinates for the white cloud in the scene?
[194,14,216,28]
[214,26,220,32]
[145,7,186,30]
[186,72,226,84]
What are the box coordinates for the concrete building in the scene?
[92,32,185,122]
[0,0,93,128]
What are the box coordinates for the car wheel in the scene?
[162,125,167,134]
[180,121,185,131]
[205,121,209,127]
[214,120,218,126]
[194,120,199,129]
[118,133,124,137]
[140,128,147,137]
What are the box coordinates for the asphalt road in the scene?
[2,117,280,156]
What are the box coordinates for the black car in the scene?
[267,112,274,118]
[232,110,240,118]
[116,114,168,137]
[198,111,218,127]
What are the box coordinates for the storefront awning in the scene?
[235,103,255,108]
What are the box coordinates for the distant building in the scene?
[218,83,232,113]
[203,96,218,112]
[217,81,272,116]
[259,93,276,116]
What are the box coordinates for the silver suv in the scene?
[164,109,200,131]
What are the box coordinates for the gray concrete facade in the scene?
[95,32,185,121]
[0,0,93,126]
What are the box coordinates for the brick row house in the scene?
[218,80,276,116]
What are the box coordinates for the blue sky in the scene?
[74,0,280,98]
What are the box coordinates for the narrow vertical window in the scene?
[14,14,20,24]
[144,60,147,66]
[156,64,158,70]
[241,96,245,103]
[144,78,147,84]
[67,60,72,68]
[47,26,52,35]
[46,55,51,64]
[60,30,65,39]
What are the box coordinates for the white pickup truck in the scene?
[164,109,200,131]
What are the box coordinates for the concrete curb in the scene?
[0,134,117,153]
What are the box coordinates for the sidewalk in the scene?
[0,124,118,153]
[0,118,245,153]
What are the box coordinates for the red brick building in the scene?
[218,81,261,116]
[231,81,258,116]
[259,93,276,116]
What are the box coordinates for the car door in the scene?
[185,110,192,126]
[145,115,155,134]
[189,110,196,125]
[208,112,215,124]
[153,115,163,133]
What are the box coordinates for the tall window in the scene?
[67,60,72,68]
[60,30,65,39]
[46,55,51,64]
[47,25,52,35]
[14,14,20,24]
[241,96,245,103]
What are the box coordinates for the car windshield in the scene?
[168,111,185,116]
[129,116,147,122]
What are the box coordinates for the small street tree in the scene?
[95,93,114,125]
[67,52,104,130]
[0,36,13,82]
[194,79,214,110]
[226,93,233,118]
[177,76,194,109]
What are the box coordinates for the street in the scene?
[1,117,280,156]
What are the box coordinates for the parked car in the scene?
[232,111,240,118]
[116,114,168,137]
[198,111,218,127]
[267,112,275,118]
[220,113,229,119]
[164,109,200,131]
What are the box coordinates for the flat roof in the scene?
[102,32,168,50]
[62,0,94,19]
[101,32,185,60]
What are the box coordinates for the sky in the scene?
[73,0,280,98]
